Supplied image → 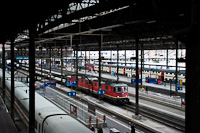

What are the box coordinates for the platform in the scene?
[0,96,18,133]
[17,68,185,132]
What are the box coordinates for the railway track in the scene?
[124,103,185,132]
[18,68,185,132]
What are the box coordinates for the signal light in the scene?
[103,115,106,120]
[89,116,91,121]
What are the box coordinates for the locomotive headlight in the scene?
[117,96,119,98]
[126,95,128,97]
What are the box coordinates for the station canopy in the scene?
[0,0,190,51]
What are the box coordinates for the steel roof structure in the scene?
[0,0,190,50]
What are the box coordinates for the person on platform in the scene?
[90,125,95,132]
[97,126,103,133]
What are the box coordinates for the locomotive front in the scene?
[111,83,129,104]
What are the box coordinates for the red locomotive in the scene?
[66,75,129,104]
[85,64,95,71]
[78,76,129,104]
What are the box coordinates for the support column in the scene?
[186,36,200,132]
[110,49,112,62]
[89,48,91,64]
[140,43,143,86]
[29,25,36,133]
[184,1,200,132]
[25,47,27,57]
[117,44,119,83]
[40,47,43,80]
[166,48,169,68]
[11,39,15,120]
[61,45,63,83]
[49,47,52,80]
[135,37,139,115]
[85,46,86,75]
[2,43,5,102]
[40,47,43,81]
[75,43,78,91]
[175,40,178,93]
[17,48,19,57]
[98,34,102,93]
[125,45,127,66]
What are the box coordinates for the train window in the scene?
[115,87,122,93]
[81,79,83,83]
[105,86,108,90]
[95,83,97,87]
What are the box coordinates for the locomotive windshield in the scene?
[115,87,122,92]
[114,86,128,93]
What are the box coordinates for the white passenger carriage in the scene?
[1,70,92,133]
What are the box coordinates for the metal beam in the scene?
[28,25,36,133]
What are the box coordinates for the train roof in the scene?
[87,77,98,81]
[46,115,92,133]
[101,79,128,86]
[110,83,128,87]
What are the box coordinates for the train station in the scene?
[0,0,198,133]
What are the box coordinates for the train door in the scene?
[110,86,114,97]
[161,70,165,81]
